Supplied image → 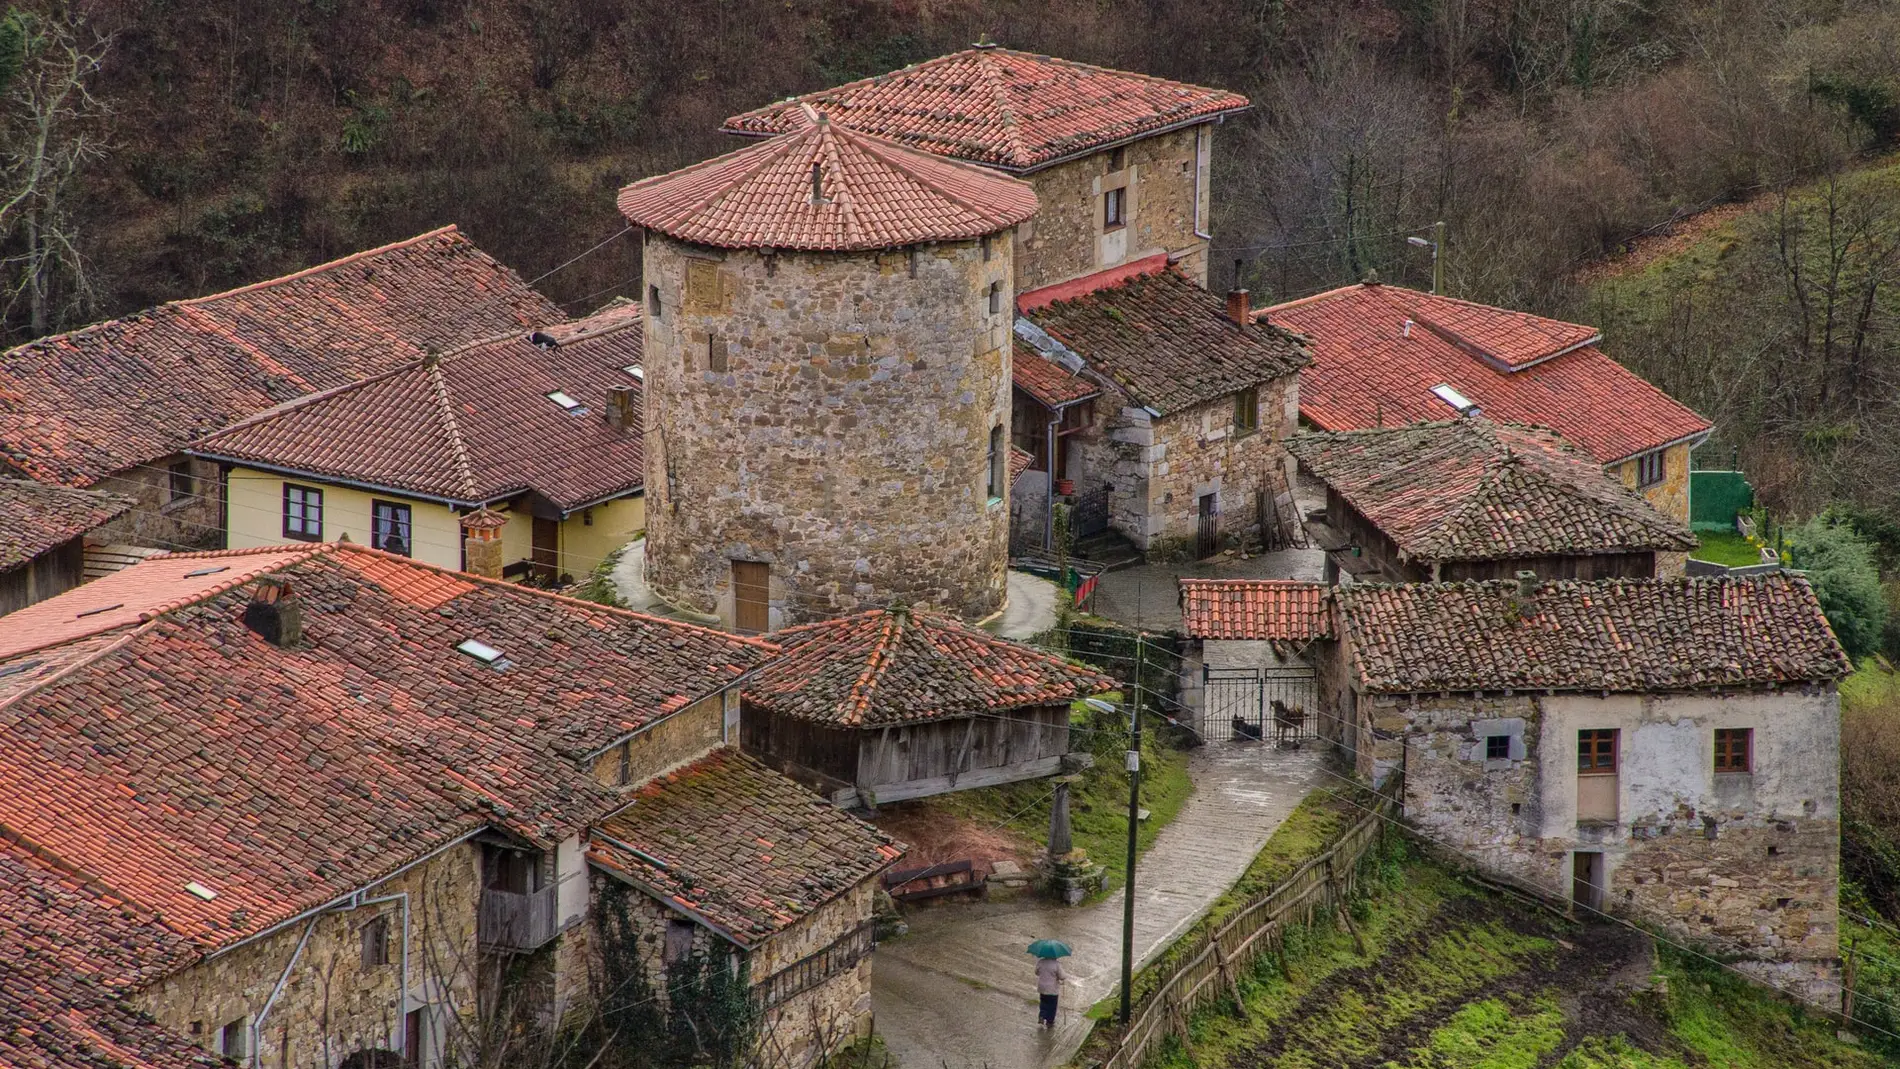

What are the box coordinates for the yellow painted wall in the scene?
[1611,443,1692,525]
[225,468,643,579]
[225,467,465,569]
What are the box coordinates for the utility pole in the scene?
[1120,633,1145,1026]
[1407,221,1447,294]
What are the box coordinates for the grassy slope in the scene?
[1150,849,1884,1069]
[898,697,1194,893]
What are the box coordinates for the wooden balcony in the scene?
[477,883,562,952]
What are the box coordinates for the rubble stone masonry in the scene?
[1014,125,1214,292]
[641,232,1013,625]
[1367,687,1839,1001]
[1069,372,1296,555]
[134,845,483,1069]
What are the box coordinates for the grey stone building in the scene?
[618,110,1040,628]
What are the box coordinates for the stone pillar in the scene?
[1048,779,1074,858]
[460,507,508,579]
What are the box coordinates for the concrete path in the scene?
[991,570,1061,639]
[870,745,1326,1068]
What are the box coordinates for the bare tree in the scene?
[0,1,106,338]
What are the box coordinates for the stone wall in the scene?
[588,690,730,788]
[1612,441,1693,527]
[85,453,225,551]
[1014,124,1215,292]
[1369,686,1840,1000]
[641,232,1013,625]
[1072,372,1296,555]
[133,843,483,1069]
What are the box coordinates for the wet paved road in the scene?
[870,745,1325,1068]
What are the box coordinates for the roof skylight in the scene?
[1430,383,1480,416]
[456,638,513,671]
[546,391,582,411]
[184,881,219,901]
[624,364,644,380]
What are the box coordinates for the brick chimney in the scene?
[1226,288,1251,326]
[460,507,509,580]
[605,385,639,434]
[243,576,303,647]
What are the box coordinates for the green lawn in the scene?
[1136,849,1883,1069]
[1689,529,1763,567]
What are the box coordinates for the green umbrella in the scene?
[1028,939,1073,959]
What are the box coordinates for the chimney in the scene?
[1515,570,1537,597]
[1226,288,1251,326]
[243,576,303,647]
[460,507,509,580]
[605,385,640,434]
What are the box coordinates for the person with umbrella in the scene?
[1028,939,1071,1029]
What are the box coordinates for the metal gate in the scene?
[1196,493,1219,558]
[1073,487,1111,539]
[1198,665,1319,746]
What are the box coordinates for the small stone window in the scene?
[708,336,728,373]
[663,918,697,965]
[1108,146,1127,171]
[1485,735,1510,762]
[988,281,1002,316]
[981,235,993,261]
[646,284,662,318]
[361,914,390,967]
[987,425,1005,501]
[617,741,633,787]
[1635,449,1665,488]
[1104,187,1127,230]
[1714,727,1752,773]
[167,460,194,504]
[220,1018,248,1059]
[1233,387,1259,436]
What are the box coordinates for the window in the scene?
[987,281,1002,316]
[646,284,661,317]
[1485,735,1510,761]
[1578,729,1618,773]
[167,460,194,503]
[361,914,390,967]
[282,484,323,541]
[1635,449,1666,488]
[981,235,993,261]
[663,918,697,965]
[987,425,1005,501]
[546,390,582,411]
[220,1018,248,1059]
[1233,387,1259,436]
[708,335,727,373]
[617,741,633,787]
[1714,727,1753,773]
[371,501,412,556]
[1104,187,1126,229]
[1108,146,1126,171]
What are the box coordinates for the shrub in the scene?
[1788,514,1890,662]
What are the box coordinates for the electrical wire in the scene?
[530,226,634,286]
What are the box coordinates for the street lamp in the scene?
[1407,221,1446,294]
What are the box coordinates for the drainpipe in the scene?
[1045,415,1059,550]
[251,913,324,1068]
[249,890,410,1068]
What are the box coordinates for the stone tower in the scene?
[618,110,1039,630]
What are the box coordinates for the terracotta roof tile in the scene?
[1011,338,1100,408]
[618,115,1037,251]
[190,306,644,510]
[1179,579,1332,641]
[1286,420,1695,563]
[1009,445,1034,482]
[0,543,772,953]
[746,608,1113,727]
[0,227,561,488]
[1262,283,1710,464]
[588,748,903,947]
[1336,575,1851,694]
[721,48,1250,173]
[0,841,219,1069]
[0,479,134,571]
[1021,265,1307,416]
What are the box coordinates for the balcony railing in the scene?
[478,882,562,952]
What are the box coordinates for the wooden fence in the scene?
[1096,776,1403,1069]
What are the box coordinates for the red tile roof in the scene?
[1009,445,1034,482]
[618,113,1038,252]
[721,47,1251,173]
[588,748,903,948]
[1023,266,1307,416]
[0,543,771,955]
[189,305,644,510]
[1285,420,1695,563]
[1011,339,1101,409]
[0,227,561,488]
[746,608,1113,727]
[1262,283,1711,464]
[0,840,220,1069]
[1178,580,1332,641]
[1336,575,1851,694]
[0,479,134,572]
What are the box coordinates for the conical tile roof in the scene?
[617,111,1038,252]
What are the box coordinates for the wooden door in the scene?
[1196,493,1219,558]
[732,560,770,634]
[531,516,558,581]
[1572,851,1603,911]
